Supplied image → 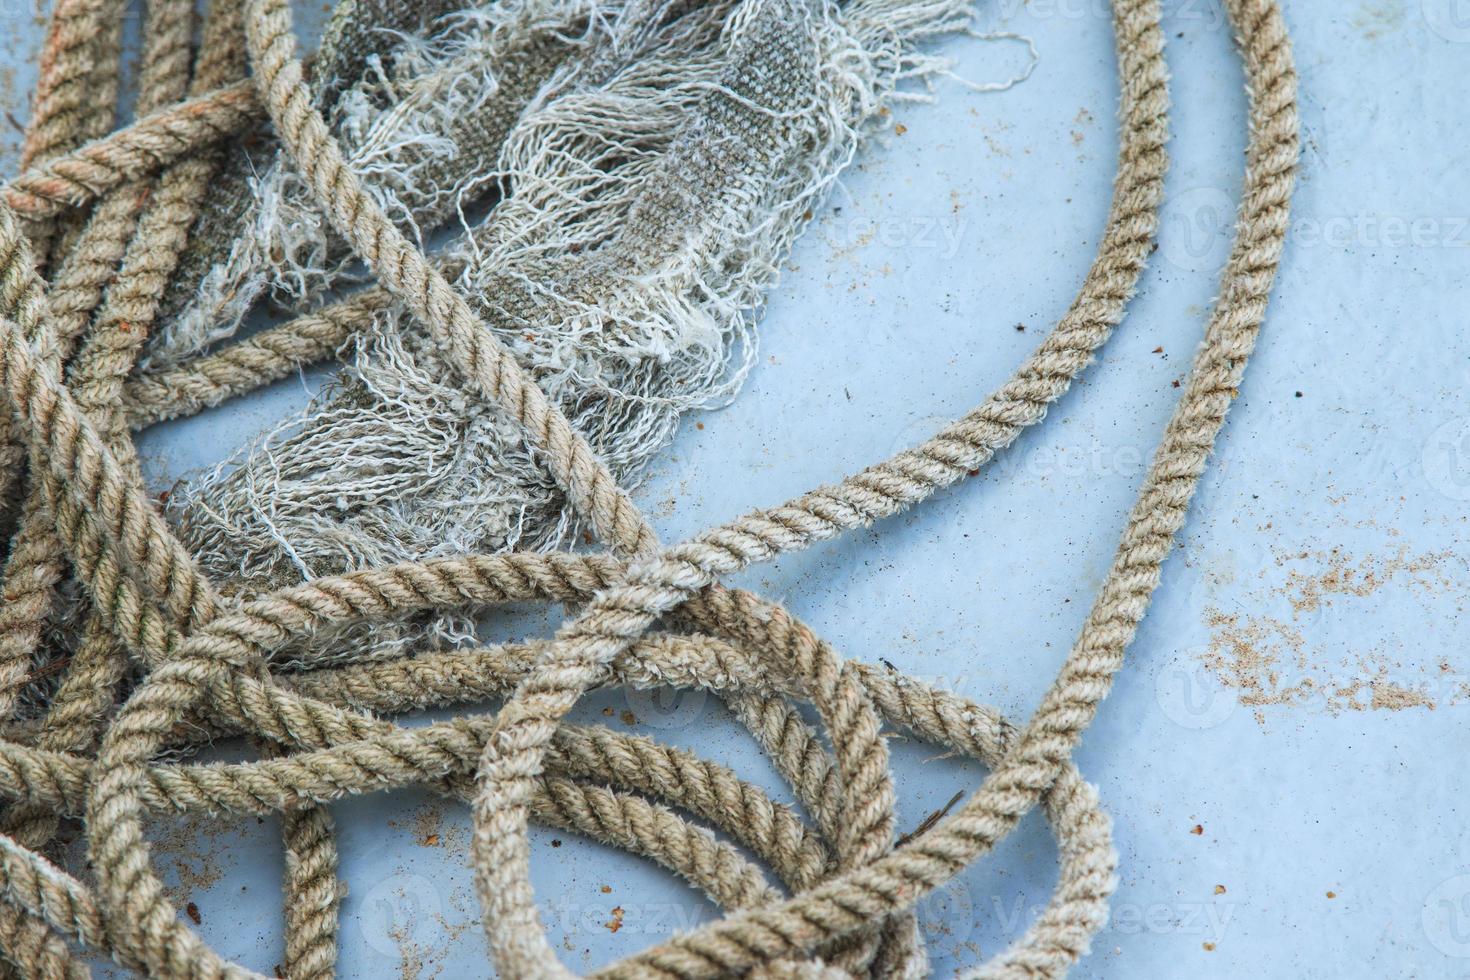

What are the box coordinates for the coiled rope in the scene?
[0,0,1296,975]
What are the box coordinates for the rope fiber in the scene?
[0,0,1297,975]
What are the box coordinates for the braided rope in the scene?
[0,0,1297,974]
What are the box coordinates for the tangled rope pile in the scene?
[0,0,1297,975]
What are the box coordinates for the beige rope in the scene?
[18,0,127,280]
[0,0,1297,974]
[0,4,131,971]
[1,83,261,223]
[21,0,125,174]
[122,285,391,428]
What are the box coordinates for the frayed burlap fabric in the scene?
[0,0,1297,975]
[161,0,985,672]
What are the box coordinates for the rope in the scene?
[0,0,1297,974]
[1,83,261,222]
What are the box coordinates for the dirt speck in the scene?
[1198,547,1462,719]
[148,814,245,901]
[1370,680,1433,711]
[1283,547,1450,617]
[1352,1,1404,40]
[605,906,625,933]
[413,804,444,847]
[388,920,440,980]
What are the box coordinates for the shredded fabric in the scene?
[0,0,1298,976]
[166,0,978,665]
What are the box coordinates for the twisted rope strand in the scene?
[2,83,261,223]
